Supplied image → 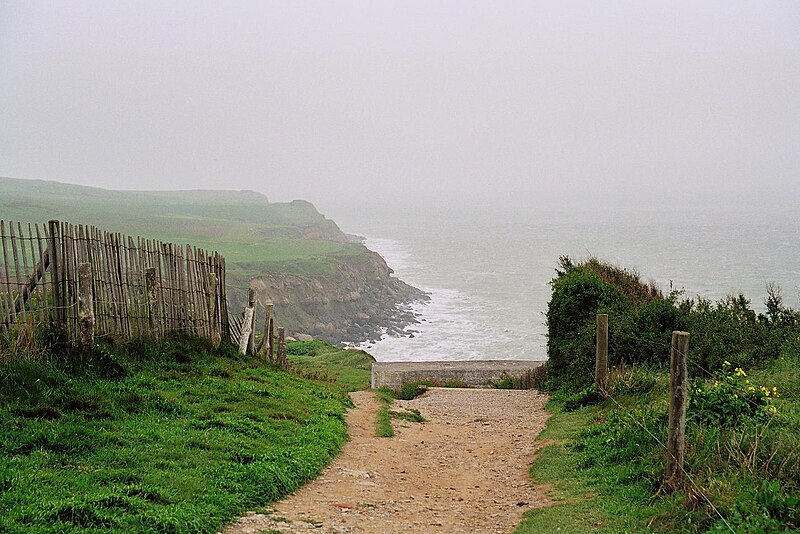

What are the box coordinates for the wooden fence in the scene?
[0,219,230,344]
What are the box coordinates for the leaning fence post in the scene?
[595,313,609,396]
[666,330,690,491]
[77,262,94,345]
[238,290,256,355]
[145,267,160,340]
[246,288,257,355]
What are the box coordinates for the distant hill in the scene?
[0,177,350,261]
[0,176,424,343]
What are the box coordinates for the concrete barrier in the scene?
[371,360,547,389]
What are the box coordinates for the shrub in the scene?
[544,256,800,394]
[689,361,779,426]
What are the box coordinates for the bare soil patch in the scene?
[223,387,551,533]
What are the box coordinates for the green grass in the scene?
[0,176,365,276]
[389,408,426,423]
[518,347,800,533]
[375,389,394,438]
[286,340,374,392]
[0,334,352,533]
[516,400,672,533]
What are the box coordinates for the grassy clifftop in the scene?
[0,177,425,343]
[0,176,356,271]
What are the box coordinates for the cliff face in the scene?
[249,248,428,344]
[0,177,426,345]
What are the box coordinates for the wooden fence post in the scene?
[145,267,160,340]
[47,220,64,328]
[255,303,273,357]
[267,317,275,361]
[595,313,609,396]
[238,291,256,355]
[77,262,94,345]
[208,271,220,348]
[666,330,689,491]
[247,288,257,355]
[277,326,286,368]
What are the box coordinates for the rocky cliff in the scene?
[249,247,428,344]
[1,177,427,345]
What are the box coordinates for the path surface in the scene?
[223,387,551,534]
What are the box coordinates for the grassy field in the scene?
[0,334,354,533]
[0,176,364,273]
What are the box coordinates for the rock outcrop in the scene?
[248,248,428,345]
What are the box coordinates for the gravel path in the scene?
[223,387,551,534]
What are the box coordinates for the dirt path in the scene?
[223,387,551,534]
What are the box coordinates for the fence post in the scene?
[145,267,160,340]
[47,220,64,328]
[208,271,220,348]
[238,291,255,355]
[267,317,275,361]
[246,288,257,355]
[255,303,273,357]
[77,262,94,345]
[595,313,609,396]
[666,330,690,491]
[277,326,286,368]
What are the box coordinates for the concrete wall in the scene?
[371,360,546,389]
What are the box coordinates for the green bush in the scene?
[545,256,800,394]
[689,361,779,426]
[710,481,800,532]
[286,340,327,356]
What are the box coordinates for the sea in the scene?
[329,201,800,362]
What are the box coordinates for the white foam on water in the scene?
[358,237,514,362]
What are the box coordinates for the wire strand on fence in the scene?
[602,390,736,533]
[611,330,791,425]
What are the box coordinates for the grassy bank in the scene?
[286,340,374,392]
[0,176,365,286]
[0,333,353,533]
[526,257,800,532]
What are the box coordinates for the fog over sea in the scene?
[332,202,799,363]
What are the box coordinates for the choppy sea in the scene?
[331,204,800,362]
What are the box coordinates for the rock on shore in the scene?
[247,248,429,345]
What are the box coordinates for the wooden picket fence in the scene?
[0,219,231,344]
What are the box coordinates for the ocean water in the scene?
[333,205,800,362]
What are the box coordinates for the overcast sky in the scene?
[1,1,798,214]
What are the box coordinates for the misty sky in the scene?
[1,1,799,214]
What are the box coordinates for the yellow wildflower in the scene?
[723,360,731,366]
[735,368,747,377]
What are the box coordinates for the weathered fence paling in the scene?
[0,219,228,345]
[238,289,256,355]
